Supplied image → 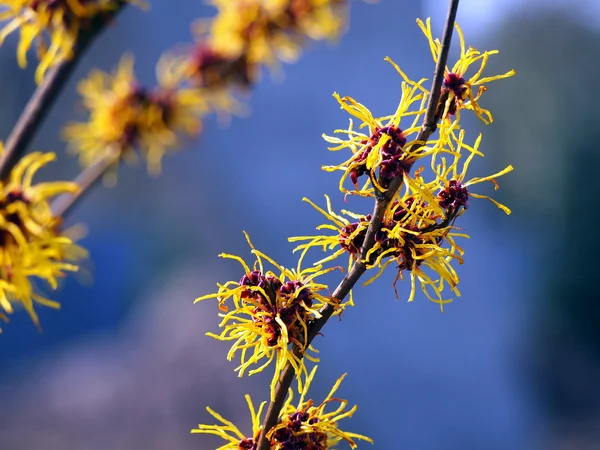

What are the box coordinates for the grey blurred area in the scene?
[0,265,264,450]
[0,1,599,449]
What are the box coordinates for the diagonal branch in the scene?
[256,0,460,447]
[51,147,120,218]
[0,3,129,181]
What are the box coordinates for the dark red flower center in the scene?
[437,180,469,211]
[239,271,315,346]
[350,125,412,189]
[443,72,467,100]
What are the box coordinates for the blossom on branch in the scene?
[430,129,514,215]
[417,17,515,124]
[293,130,511,310]
[208,0,348,73]
[163,0,349,93]
[192,366,372,449]
[0,148,87,330]
[63,54,207,178]
[322,58,434,194]
[195,232,344,399]
[291,191,463,309]
[0,0,146,83]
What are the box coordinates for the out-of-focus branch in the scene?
[0,3,128,180]
[256,0,460,447]
[51,148,120,218]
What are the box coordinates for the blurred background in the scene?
[0,0,598,449]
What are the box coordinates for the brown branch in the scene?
[51,148,120,219]
[256,0,460,447]
[0,3,128,181]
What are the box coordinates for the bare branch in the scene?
[51,148,120,218]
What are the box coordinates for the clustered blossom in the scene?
[322,61,430,194]
[191,14,514,448]
[290,20,514,309]
[417,18,515,124]
[62,0,352,180]
[290,189,462,309]
[63,55,207,177]
[192,367,372,449]
[195,232,344,399]
[0,148,87,330]
[170,0,349,90]
[0,0,146,84]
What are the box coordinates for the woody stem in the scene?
[255,0,460,448]
[51,146,120,218]
[0,3,128,181]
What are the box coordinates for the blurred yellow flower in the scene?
[192,366,372,449]
[0,148,87,330]
[208,0,348,68]
[0,0,146,83]
[166,0,349,94]
[195,232,344,400]
[63,54,207,176]
[417,17,515,124]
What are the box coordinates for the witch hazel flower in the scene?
[63,54,207,178]
[417,17,515,124]
[192,366,372,449]
[322,59,430,194]
[0,0,146,83]
[195,232,344,399]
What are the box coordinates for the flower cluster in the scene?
[291,20,514,308]
[173,0,348,90]
[294,134,512,309]
[417,18,515,124]
[193,366,372,449]
[63,55,207,176]
[322,61,429,194]
[195,232,343,399]
[323,16,516,196]
[0,0,146,84]
[0,148,87,330]
[192,14,513,448]
[63,0,353,180]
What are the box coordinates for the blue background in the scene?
[0,1,598,449]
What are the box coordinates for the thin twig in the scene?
[51,149,120,218]
[0,3,128,181]
[256,1,460,447]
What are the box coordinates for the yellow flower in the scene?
[192,366,373,449]
[169,0,348,93]
[322,58,432,194]
[270,366,372,449]
[291,191,464,310]
[160,37,259,93]
[0,149,87,330]
[193,393,264,450]
[63,54,207,176]
[417,17,515,124]
[430,129,514,215]
[295,125,514,310]
[195,232,343,400]
[208,0,348,69]
[0,0,146,84]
